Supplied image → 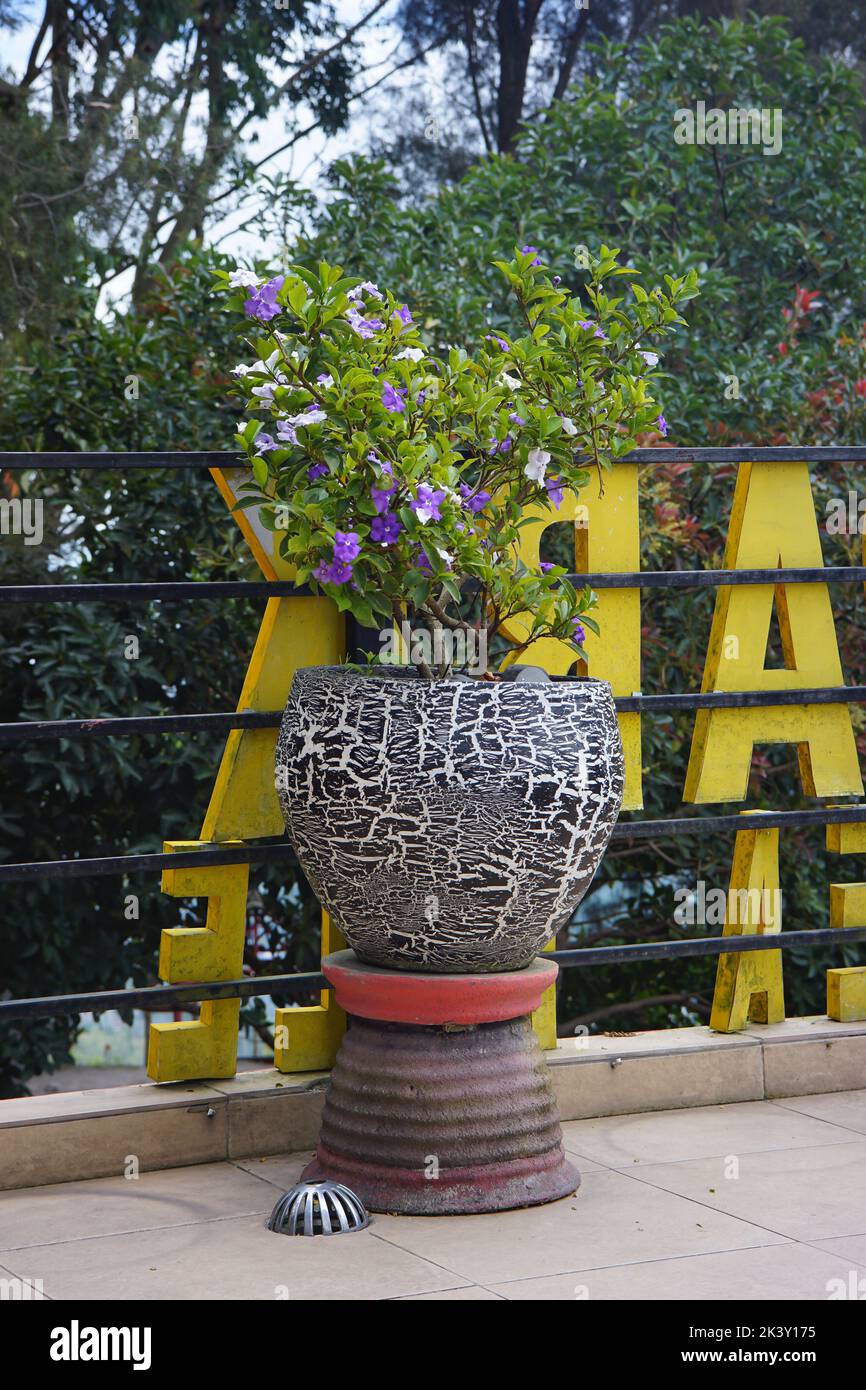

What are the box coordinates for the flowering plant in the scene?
[217,248,697,677]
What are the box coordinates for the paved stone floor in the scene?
[3,1089,866,1301]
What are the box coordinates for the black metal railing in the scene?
[2,446,865,1029]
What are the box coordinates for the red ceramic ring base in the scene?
[321,948,557,1026]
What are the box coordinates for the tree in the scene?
[0,0,389,345]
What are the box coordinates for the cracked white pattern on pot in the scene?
[276,668,625,973]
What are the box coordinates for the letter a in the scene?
[685,461,863,802]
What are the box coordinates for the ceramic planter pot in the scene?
[276,667,624,973]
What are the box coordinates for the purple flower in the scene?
[381,381,407,413]
[313,559,353,586]
[345,306,384,339]
[276,420,298,445]
[371,479,397,513]
[657,413,669,436]
[316,373,334,387]
[253,432,277,453]
[459,484,491,515]
[243,275,284,321]
[509,412,526,427]
[521,244,541,266]
[552,275,561,286]
[307,462,329,482]
[414,546,433,575]
[539,561,554,573]
[485,334,509,351]
[394,304,412,325]
[412,485,446,523]
[578,319,607,340]
[571,619,587,645]
[370,513,403,545]
[333,530,361,564]
[546,475,564,509]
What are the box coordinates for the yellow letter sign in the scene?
[685,460,862,803]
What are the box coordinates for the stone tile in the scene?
[226,1090,325,1159]
[0,1080,225,1126]
[370,1168,784,1285]
[231,1152,315,1191]
[549,1024,761,1062]
[0,1215,465,1301]
[558,1100,861,1169]
[0,1103,228,1192]
[763,1034,866,1098]
[207,1069,328,1098]
[0,1262,49,1299]
[488,1241,862,1301]
[557,1130,606,1171]
[809,1234,866,1274]
[752,1015,866,1045]
[550,1045,764,1122]
[770,1089,866,1136]
[392,1285,505,1301]
[629,1140,866,1242]
[0,1161,278,1251]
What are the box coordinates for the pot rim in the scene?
[290,664,614,695]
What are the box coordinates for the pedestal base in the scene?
[304,952,579,1216]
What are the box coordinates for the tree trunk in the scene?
[495,0,543,154]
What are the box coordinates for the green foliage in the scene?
[0,249,322,1096]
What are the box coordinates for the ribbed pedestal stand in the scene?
[301,950,578,1215]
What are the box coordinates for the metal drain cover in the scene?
[267,1179,369,1236]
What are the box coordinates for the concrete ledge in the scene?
[2,1016,864,1191]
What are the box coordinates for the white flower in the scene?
[228,269,260,289]
[639,348,659,366]
[500,371,521,390]
[395,347,425,361]
[251,384,276,402]
[436,547,454,567]
[524,448,550,483]
[355,280,382,299]
[286,407,327,426]
[231,363,251,377]
[560,416,577,436]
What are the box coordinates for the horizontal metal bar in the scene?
[615,686,866,713]
[550,925,866,967]
[0,840,293,882]
[611,805,866,842]
[569,567,866,589]
[1,580,304,604]
[4,687,866,744]
[0,710,285,743]
[0,971,327,1022]
[2,926,861,1023]
[4,567,866,603]
[0,451,235,470]
[4,447,866,470]
[3,805,866,883]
